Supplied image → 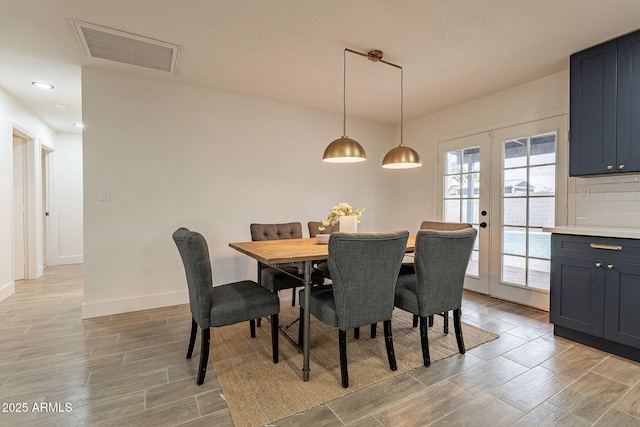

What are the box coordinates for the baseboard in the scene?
[55,255,84,265]
[0,281,16,303]
[81,290,189,319]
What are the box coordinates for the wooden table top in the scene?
[229,235,416,265]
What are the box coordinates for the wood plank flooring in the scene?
[1,264,640,426]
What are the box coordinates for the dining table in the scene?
[229,234,416,381]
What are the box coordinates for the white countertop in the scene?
[543,226,640,240]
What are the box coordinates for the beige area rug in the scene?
[210,307,498,427]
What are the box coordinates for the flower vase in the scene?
[339,215,358,233]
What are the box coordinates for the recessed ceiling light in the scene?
[32,81,55,90]
[73,123,84,128]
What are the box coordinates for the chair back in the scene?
[308,221,336,237]
[172,227,213,328]
[414,228,477,316]
[250,222,303,241]
[328,230,409,329]
[420,221,472,231]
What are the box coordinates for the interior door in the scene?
[438,132,491,294]
[489,116,568,310]
[13,136,26,280]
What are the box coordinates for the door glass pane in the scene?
[503,198,526,226]
[445,176,461,198]
[462,199,479,224]
[528,259,550,290]
[502,255,526,285]
[463,148,480,172]
[504,168,528,197]
[530,165,556,195]
[530,133,556,165]
[503,227,526,256]
[446,151,461,174]
[529,198,555,227]
[444,200,460,222]
[528,228,551,259]
[504,138,527,168]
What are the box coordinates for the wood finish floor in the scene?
[1,264,640,426]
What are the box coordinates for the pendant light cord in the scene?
[342,49,347,138]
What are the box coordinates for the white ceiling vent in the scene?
[73,20,179,73]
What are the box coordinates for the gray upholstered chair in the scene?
[173,227,280,385]
[399,221,473,331]
[394,227,477,367]
[299,230,409,388]
[251,222,323,306]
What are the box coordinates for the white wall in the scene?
[0,88,57,302]
[81,67,398,318]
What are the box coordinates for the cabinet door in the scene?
[616,30,640,174]
[604,261,640,347]
[550,254,605,336]
[569,40,617,176]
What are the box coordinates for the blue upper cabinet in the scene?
[570,30,640,176]
[616,31,640,175]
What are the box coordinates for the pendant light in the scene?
[382,62,421,169]
[323,49,366,163]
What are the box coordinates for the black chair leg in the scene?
[371,323,377,338]
[339,329,349,388]
[197,328,210,385]
[187,317,197,359]
[412,315,418,328]
[298,307,304,346]
[257,318,262,327]
[419,316,431,367]
[291,288,296,306]
[443,311,449,335]
[354,327,360,339]
[271,313,279,363]
[453,308,465,354]
[383,319,397,371]
[250,319,256,338]
[428,315,434,327]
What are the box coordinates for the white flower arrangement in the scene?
[318,202,365,231]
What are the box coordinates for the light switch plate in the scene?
[99,187,110,201]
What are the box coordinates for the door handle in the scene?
[480,222,487,228]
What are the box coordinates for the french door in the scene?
[438,116,568,310]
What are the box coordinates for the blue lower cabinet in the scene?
[550,234,640,361]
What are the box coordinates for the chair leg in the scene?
[428,315,434,327]
[197,328,210,385]
[453,308,465,354]
[250,319,256,338]
[291,287,296,306]
[354,327,360,339]
[257,318,262,328]
[187,317,197,359]
[443,311,449,335]
[419,316,431,367]
[370,323,377,338]
[298,307,304,346]
[412,315,418,327]
[383,319,397,371]
[339,329,349,388]
[271,313,279,363]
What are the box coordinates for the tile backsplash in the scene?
[575,174,640,228]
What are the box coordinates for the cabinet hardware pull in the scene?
[619,164,625,170]
[608,264,614,270]
[590,243,622,251]
[607,165,614,170]
[596,262,602,268]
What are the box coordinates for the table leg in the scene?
[302,260,311,381]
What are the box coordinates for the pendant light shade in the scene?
[382,145,422,169]
[381,65,422,169]
[323,136,367,163]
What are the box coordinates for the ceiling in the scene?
[2,0,640,135]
